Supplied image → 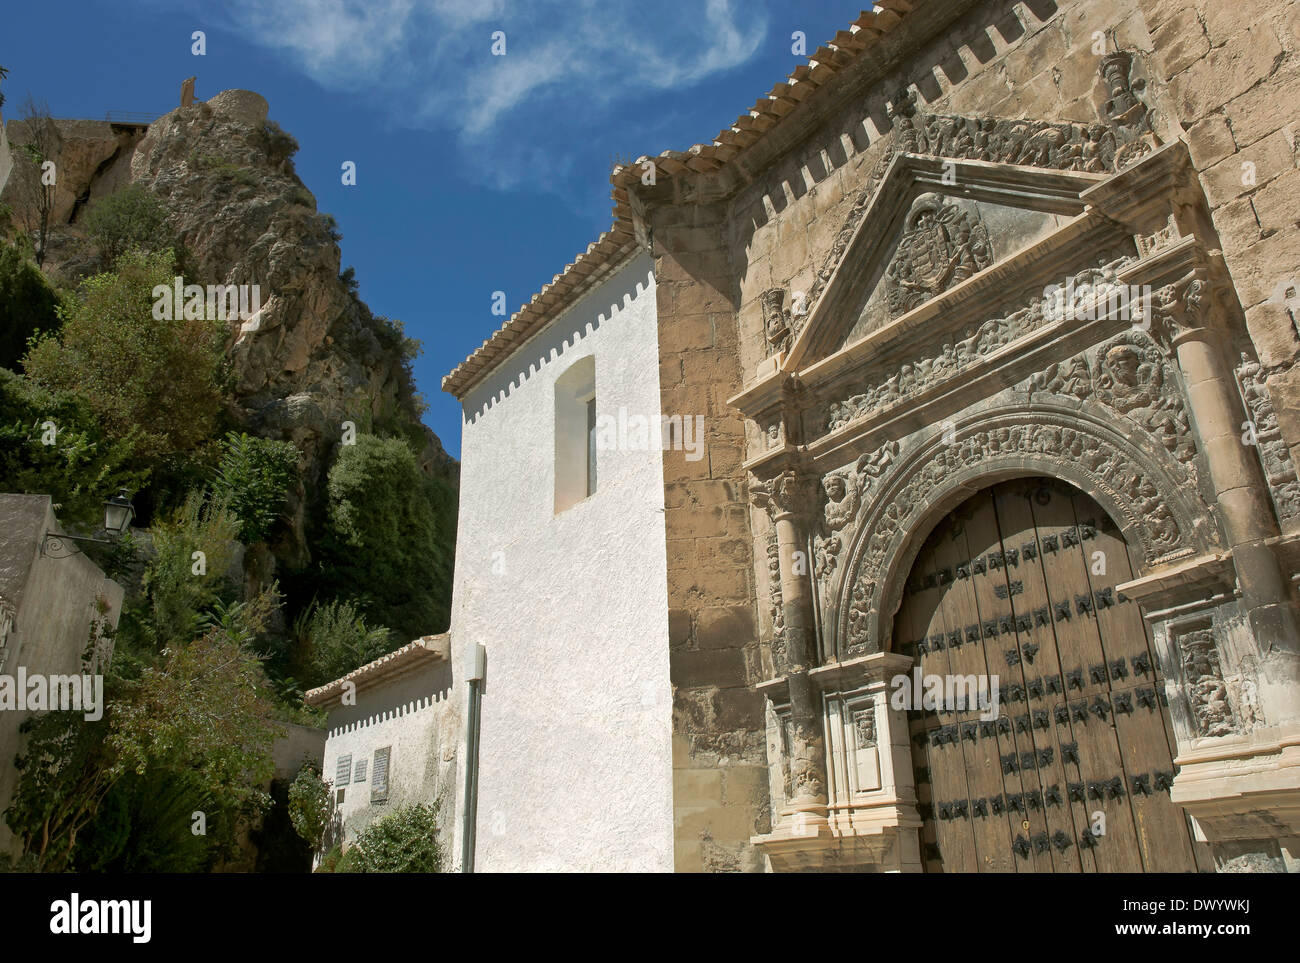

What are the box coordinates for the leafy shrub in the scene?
[346,804,442,873]
[316,433,454,640]
[0,241,61,369]
[293,599,391,688]
[263,121,299,169]
[82,184,171,265]
[317,213,342,243]
[287,764,334,852]
[213,431,298,543]
[138,491,242,649]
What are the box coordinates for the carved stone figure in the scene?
[1179,628,1235,738]
[761,288,791,353]
[1033,356,1091,399]
[1093,338,1190,462]
[885,194,992,317]
[766,534,786,670]
[813,442,900,584]
[1237,353,1300,522]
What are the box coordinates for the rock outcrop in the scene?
[2,90,456,566]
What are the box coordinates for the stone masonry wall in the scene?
[653,201,771,872]
[1140,0,1300,485]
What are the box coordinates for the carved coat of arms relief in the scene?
[885,194,993,318]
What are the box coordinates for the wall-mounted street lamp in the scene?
[40,489,136,559]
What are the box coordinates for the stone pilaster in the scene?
[748,468,829,815]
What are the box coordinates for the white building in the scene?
[445,248,673,872]
[306,635,459,862]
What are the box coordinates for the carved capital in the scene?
[749,469,818,523]
[1150,272,1211,344]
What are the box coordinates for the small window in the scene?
[336,788,346,805]
[354,758,368,783]
[586,396,598,497]
[371,747,391,804]
[554,355,597,513]
[336,754,352,787]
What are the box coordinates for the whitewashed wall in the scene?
[449,252,673,872]
[321,659,460,865]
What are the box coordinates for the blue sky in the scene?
[3,0,865,458]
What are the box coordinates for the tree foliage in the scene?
[22,248,227,462]
[135,491,243,650]
[213,431,299,543]
[13,97,59,266]
[317,433,454,640]
[4,593,277,871]
[287,765,335,852]
[0,367,148,531]
[292,598,391,688]
[82,184,171,265]
[0,240,61,369]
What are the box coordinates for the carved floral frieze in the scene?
[821,255,1136,435]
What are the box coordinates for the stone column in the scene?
[1156,275,1300,872]
[750,470,828,818]
[1158,276,1300,712]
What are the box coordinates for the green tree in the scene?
[0,367,148,531]
[83,184,171,265]
[293,598,391,688]
[213,431,299,543]
[5,594,277,871]
[0,240,61,369]
[14,98,59,267]
[136,491,242,650]
[317,433,454,640]
[22,248,227,461]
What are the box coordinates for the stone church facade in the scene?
[441,0,1300,872]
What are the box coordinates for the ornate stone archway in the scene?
[832,404,1220,661]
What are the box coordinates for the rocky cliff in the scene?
[2,90,456,566]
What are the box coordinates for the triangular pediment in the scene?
[781,113,1148,371]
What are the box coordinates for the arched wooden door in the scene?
[898,478,1206,872]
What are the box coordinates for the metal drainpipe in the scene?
[460,643,485,873]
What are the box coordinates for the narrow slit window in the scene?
[586,396,598,497]
[554,355,597,513]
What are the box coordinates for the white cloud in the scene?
[181,0,768,189]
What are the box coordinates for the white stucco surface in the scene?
[321,659,460,864]
[449,252,673,872]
